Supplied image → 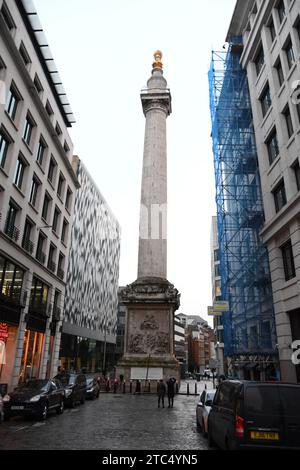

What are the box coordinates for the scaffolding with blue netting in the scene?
[208,39,278,361]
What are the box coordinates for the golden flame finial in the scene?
[152,50,163,70]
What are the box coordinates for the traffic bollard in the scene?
[195,383,197,395]
[187,383,190,396]
[148,381,151,393]
[130,381,133,394]
[123,381,126,394]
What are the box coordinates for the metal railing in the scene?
[57,268,64,280]
[36,249,46,264]
[47,260,56,273]
[22,237,35,255]
[4,219,20,242]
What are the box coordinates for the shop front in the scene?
[19,276,49,383]
[0,255,25,389]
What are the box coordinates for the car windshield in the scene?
[206,392,216,401]
[17,380,48,391]
[54,374,75,386]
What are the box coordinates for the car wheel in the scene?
[70,396,76,408]
[39,403,48,421]
[208,428,215,448]
[56,400,64,415]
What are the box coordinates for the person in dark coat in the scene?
[167,377,176,408]
[157,379,166,408]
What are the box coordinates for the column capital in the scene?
[141,92,172,117]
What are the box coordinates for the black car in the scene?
[208,380,300,450]
[3,379,64,421]
[54,373,86,407]
[85,376,100,400]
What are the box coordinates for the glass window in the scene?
[36,138,46,166]
[29,176,40,207]
[0,256,24,300]
[57,174,65,199]
[42,193,51,222]
[30,276,49,313]
[5,86,19,120]
[281,240,296,281]
[36,233,46,264]
[245,386,281,415]
[293,160,300,192]
[266,129,280,164]
[52,207,60,233]
[277,0,286,24]
[14,156,26,190]
[283,105,294,139]
[275,59,284,87]
[48,156,57,184]
[285,38,295,70]
[0,130,9,168]
[254,46,264,76]
[273,180,287,213]
[260,84,272,117]
[269,18,276,42]
[23,115,34,145]
[22,219,34,254]
[65,187,72,211]
[5,202,19,241]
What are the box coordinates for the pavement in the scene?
[0,381,212,450]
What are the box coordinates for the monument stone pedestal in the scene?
[116,277,180,390]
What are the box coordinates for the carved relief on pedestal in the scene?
[127,311,170,355]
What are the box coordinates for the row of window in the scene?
[5,198,68,279]
[0,126,73,218]
[272,159,300,214]
[0,2,70,152]
[0,254,62,313]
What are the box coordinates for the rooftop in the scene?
[17,0,75,127]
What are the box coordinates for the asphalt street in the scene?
[0,383,211,450]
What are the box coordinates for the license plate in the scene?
[11,406,25,410]
[250,431,279,441]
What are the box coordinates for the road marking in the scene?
[11,426,28,432]
[32,422,46,427]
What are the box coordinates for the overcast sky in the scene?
[34,0,236,325]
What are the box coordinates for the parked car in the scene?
[196,389,217,436]
[208,380,300,450]
[85,375,100,400]
[3,379,64,421]
[54,372,86,407]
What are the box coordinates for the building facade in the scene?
[227,0,300,382]
[60,158,121,374]
[210,216,225,376]
[0,0,79,391]
[174,315,186,378]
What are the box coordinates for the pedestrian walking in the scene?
[157,379,166,408]
[167,377,176,408]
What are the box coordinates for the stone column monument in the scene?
[117,52,180,387]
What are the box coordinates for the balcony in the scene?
[22,237,35,255]
[4,220,20,242]
[47,260,56,273]
[36,249,46,265]
[57,268,64,280]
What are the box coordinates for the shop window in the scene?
[0,255,24,302]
